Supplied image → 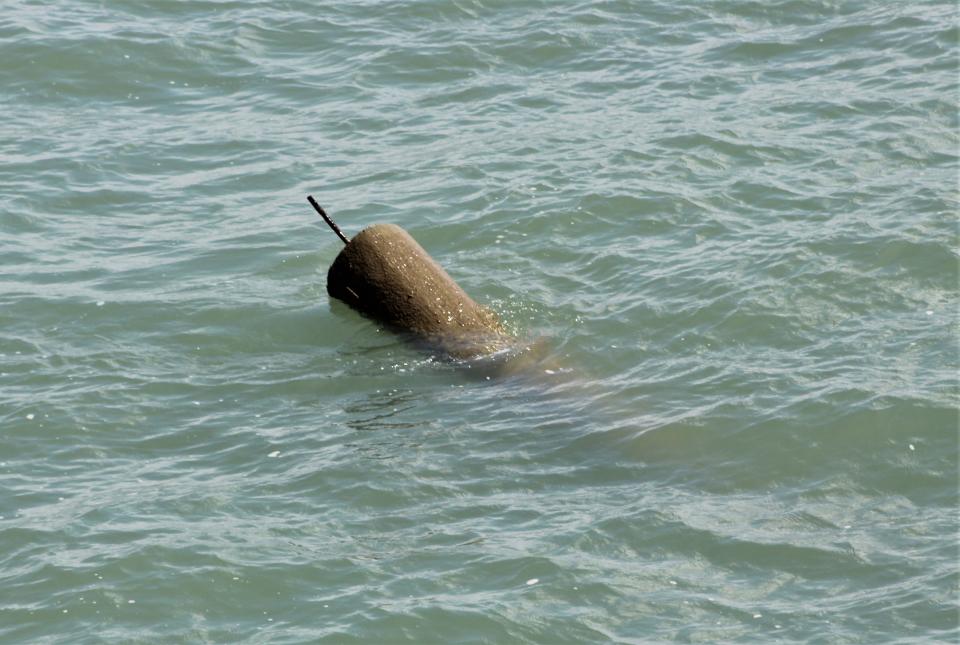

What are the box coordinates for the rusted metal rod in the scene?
[307,195,349,245]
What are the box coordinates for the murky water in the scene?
[1,1,957,642]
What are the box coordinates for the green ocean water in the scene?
[1,0,958,642]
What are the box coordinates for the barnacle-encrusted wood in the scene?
[325,222,512,359]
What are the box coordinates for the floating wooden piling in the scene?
[309,197,512,360]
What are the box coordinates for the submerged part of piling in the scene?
[317,207,513,359]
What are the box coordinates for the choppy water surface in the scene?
[1,1,957,642]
